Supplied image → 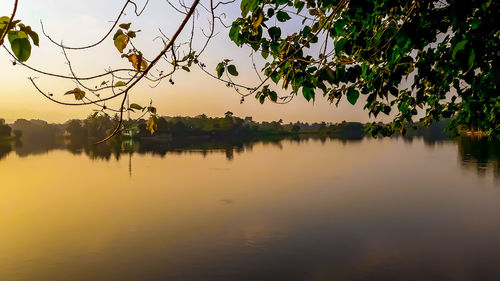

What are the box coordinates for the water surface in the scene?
[0,136,499,281]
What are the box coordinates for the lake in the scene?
[0,136,499,281]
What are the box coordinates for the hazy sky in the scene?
[0,0,386,124]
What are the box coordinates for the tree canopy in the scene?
[1,0,499,140]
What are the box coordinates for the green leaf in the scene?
[335,38,348,55]
[114,81,127,87]
[114,34,129,53]
[19,25,39,47]
[276,11,291,22]
[28,30,39,47]
[229,24,241,45]
[130,103,143,110]
[471,19,480,30]
[262,46,269,59]
[216,62,225,78]
[0,16,9,34]
[467,48,475,71]
[452,40,468,59]
[268,27,281,41]
[113,29,124,40]
[64,88,85,100]
[270,71,281,83]
[227,65,238,76]
[0,16,9,25]
[346,87,359,105]
[8,30,28,43]
[302,86,315,101]
[182,66,190,72]
[10,37,31,62]
[119,23,131,30]
[127,30,136,38]
[269,91,278,102]
[334,20,345,35]
[294,1,305,13]
[325,67,335,83]
[148,106,157,114]
[240,0,258,17]
[8,32,31,62]
[267,8,275,17]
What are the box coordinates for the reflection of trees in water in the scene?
[136,137,252,160]
[58,135,361,161]
[0,135,419,163]
[457,136,500,179]
[65,137,122,161]
[405,134,500,179]
[0,142,12,160]
[1,134,498,179]
[13,136,63,157]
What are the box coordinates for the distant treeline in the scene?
[2,113,368,142]
[1,113,458,143]
[0,118,25,140]
[1,115,499,178]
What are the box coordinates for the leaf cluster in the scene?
[1,16,39,62]
[229,0,500,139]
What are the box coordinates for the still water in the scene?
[0,136,499,281]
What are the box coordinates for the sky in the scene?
[0,0,388,124]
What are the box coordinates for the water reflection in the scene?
[458,136,500,178]
[1,134,499,178]
[1,134,499,281]
[0,141,12,160]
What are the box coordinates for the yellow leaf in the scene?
[127,54,139,68]
[252,10,264,30]
[140,59,148,71]
[114,81,127,87]
[64,88,85,100]
[126,53,147,71]
[114,34,129,53]
[145,116,158,134]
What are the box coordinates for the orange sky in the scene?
[0,0,390,124]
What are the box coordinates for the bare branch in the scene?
[0,0,18,46]
[40,0,132,50]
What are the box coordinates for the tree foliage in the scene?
[0,123,12,137]
[1,0,499,140]
[228,0,499,138]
